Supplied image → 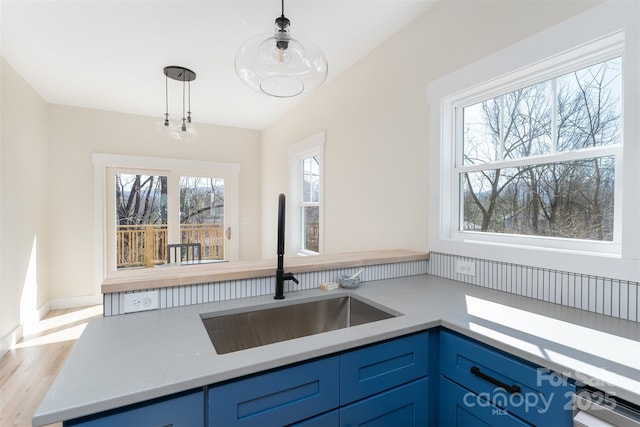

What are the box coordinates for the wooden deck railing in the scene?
[117,224,224,269]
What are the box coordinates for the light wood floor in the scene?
[0,305,102,427]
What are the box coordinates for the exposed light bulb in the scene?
[234,1,327,98]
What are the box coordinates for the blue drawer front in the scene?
[440,331,574,426]
[208,356,339,426]
[440,376,531,427]
[340,377,429,427]
[340,331,429,405]
[292,410,340,426]
[64,389,204,427]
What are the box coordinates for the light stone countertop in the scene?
[33,274,640,426]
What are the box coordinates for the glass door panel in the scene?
[179,176,225,262]
[114,173,168,270]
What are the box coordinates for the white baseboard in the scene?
[49,294,103,311]
[1,300,52,357]
[38,300,51,320]
[0,296,102,359]
[0,324,23,359]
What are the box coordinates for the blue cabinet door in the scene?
[64,389,204,427]
[340,331,429,405]
[291,410,340,426]
[440,330,574,426]
[208,356,339,426]
[439,377,530,427]
[340,377,429,427]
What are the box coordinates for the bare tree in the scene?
[462,58,620,240]
[115,174,167,226]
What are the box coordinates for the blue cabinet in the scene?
[209,331,429,427]
[340,331,429,405]
[63,328,576,427]
[440,376,530,427]
[340,377,429,427]
[292,410,340,426]
[208,356,339,427]
[294,379,429,427]
[439,330,575,426]
[339,332,429,427]
[63,389,204,427]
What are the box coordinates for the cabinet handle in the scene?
[470,366,521,394]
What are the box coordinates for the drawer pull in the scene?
[470,366,521,394]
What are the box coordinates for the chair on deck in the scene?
[167,243,202,265]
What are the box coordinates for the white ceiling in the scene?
[1,0,435,130]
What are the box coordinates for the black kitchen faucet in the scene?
[275,193,298,299]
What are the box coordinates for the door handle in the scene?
[470,366,521,394]
[226,227,231,240]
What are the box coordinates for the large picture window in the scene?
[93,154,239,278]
[459,57,621,242]
[112,172,227,269]
[428,0,640,281]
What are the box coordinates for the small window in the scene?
[289,131,325,255]
[300,154,320,253]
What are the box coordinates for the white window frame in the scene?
[428,1,640,281]
[93,153,240,285]
[289,131,325,256]
[453,36,624,254]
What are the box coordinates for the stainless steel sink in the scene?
[201,296,399,354]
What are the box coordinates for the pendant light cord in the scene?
[164,74,169,124]
[281,0,285,17]
[187,80,192,123]
[181,75,186,130]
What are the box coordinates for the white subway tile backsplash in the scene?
[104,260,428,316]
[629,284,638,322]
[602,279,610,316]
[105,255,637,321]
[426,252,640,322]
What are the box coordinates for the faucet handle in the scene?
[283,272,299,285]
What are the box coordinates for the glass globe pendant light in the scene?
[159,66,198,142]
[235,0,328,98]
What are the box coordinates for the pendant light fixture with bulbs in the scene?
[159,65,198,142]
[235,0,328,98]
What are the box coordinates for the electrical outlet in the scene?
[124,290,160,313]
[455,260,476,277]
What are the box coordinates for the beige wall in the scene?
[1,58,50,344]
[1,0,603,349]
[260,0,600,258]
[1,57,261,348]
[47,106,262,302]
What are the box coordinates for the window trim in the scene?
[93,153,240,285]
[427,1,640,281]
[289,131,325,256]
